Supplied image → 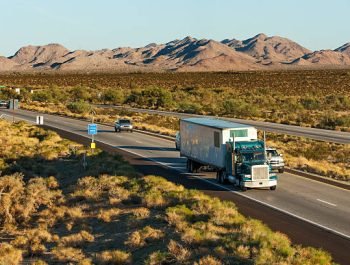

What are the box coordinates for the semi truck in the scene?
[180,118,277,191]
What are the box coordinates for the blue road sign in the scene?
[88,124,97,135]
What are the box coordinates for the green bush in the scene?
[103,89,125,104]
[127,86,173,108]
[67,101,91,114]
[70,86,91,102]
[32,91,53,102]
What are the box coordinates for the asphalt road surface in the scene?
[1,108,350,264]
[96,104,350,144]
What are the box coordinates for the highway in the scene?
[96,104,350,144]
[1,108,350,264]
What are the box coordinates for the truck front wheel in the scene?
[239,180,247,191]
[270,185,277,191]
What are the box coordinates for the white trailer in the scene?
[180,118,257,168]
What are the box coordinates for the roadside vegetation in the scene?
[0,119,336,264]
[1,70,350,131]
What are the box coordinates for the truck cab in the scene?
[221,140,277,191]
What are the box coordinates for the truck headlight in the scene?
[243,175,251,181]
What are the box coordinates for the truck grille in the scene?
[252,165,269,180]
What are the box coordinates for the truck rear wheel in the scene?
[217,171,228,184]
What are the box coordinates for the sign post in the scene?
[88,123,97,153]
[36,116,44,125]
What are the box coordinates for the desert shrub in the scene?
[222,99,259,117]
[67,100,91,114]
[97,208,120,222]
[103,88,125,104]
[95,249,132,265]
[72,175,131,203]
[194,255,222,265]
[131,207,150,219]
[145,86,173,108]
[32,90,53,102]
[0,174,62,229]
[0,243,22,265]
[291,246,333,265]
[178,101,202,113]
[51,247,86,263]
[70,86,92,102]
[30,260,48,265]
[11,229,53,256]
[167,240,191,262]
[59,230,94,247]
[125,226,164,248]
[78,259,94,265]
[145,251,171,265]
[300,97,321,110]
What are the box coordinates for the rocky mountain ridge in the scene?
[1,34,350,72]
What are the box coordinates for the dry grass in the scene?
[95,249,132,265]
[11,228,54,256]
[51,246,86,262]
[97,208,120,222]
[167,239,191,262]
[194,255,223,265]
[0,243,22,265]
[30,260,48,265]
[59,230,95,247]
[125,226,164,249]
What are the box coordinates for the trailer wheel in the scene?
[192,161,199,173]
[216,171,220,182]
[187,159,194,173]
[186,160,191,172]
[270,185,277,191]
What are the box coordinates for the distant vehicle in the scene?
[115,119,133,132]
[266,147,285,173]
[175,131,181,150]
[179,118,277,191]
[0,100,9,108]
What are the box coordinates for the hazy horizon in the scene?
[1,0,349,56]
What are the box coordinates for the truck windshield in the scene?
[242,152,265,161]
[267,150,279,157]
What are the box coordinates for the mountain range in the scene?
[1,34,350,72]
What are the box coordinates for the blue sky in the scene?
[1,0,349,56]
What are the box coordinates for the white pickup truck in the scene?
[266,147,285,173]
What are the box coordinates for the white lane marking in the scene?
[317,199,337,207]
[135,140,143,144]
[288,172,350,192]
[5,112,350,241]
